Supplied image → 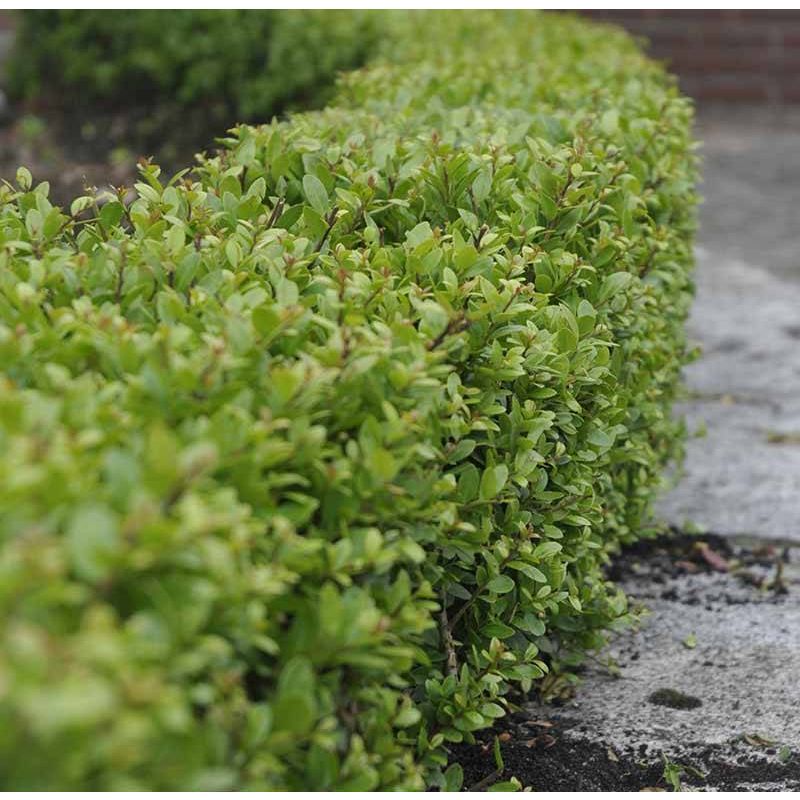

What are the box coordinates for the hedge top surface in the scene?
[0,11,696,790]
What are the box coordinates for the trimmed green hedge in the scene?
[0,11,696,791]
[8,10,379,121]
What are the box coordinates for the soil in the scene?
[0,101,229,205]
[452,715,800,791]
[453,716,800,792]
[606,528,791,594]
[647,688,702,710]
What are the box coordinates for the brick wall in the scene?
[581,10,800,104]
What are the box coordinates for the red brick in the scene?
[696,22,775,47]
[778,81,800,102]
[574,9,800,104]
[680,75,772,102]
[664,47,773,74]
[780,26,800,47]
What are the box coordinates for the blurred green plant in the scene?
[0,10,696,791]
[17,114,46,145]
[7,10,380,121]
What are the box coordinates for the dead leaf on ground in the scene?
[743,733,775,748]
[695,542,730,572]
[523,734,557,749]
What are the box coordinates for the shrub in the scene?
[0,10,696,790]
[7,10,380,121]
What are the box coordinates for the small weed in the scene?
[661,754,705,791]
[766,431,800,445]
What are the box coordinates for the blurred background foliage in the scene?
[1,10,382,191]
[9,10,380,120]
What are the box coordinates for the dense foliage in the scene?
[7,10,379,121]
[0,11,696,790]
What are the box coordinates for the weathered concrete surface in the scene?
[560,571,800,751]
[530,111,800,789]
[547,555,800,789]
[657,110,800,543]
[657,247,800,542]
[692,108,800,280]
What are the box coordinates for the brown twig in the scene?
[266,197,285,229]
[308,206,339,270]
[114,246,127,305]
[438,601,459,677]
[467,766,504,792]
[427,313,469,351]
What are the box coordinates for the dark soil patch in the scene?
[0,101,228,205]
[607,528,735,583]
[783,324,800,340]
[607,527,789,597]
[449,714,800,791]
[450,715,663,791]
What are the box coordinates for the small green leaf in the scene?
[532,541,562,560]
[454,710,485,731]
[447,439,476,463]
[394,704,421,728]
[70,196,94,217]
[485,575,514,594]
[66,505,120,583]
[597,271,634,303]
[480,464,508,501]
[457,464,480,503]
[601,109,619,135]
[100,201,125,229]
[25,209,43,239]
[472,170,492,204]
[16,166,32,191]
[487,779,521,792]
[275,278,299,306]
[272,656,316,734]
[443,763,464,792]
[516,612,546,636]
[303,174,330,216]
[405,221,433,249]
[481,703,506,720]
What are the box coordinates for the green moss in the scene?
[649,688,703,710]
